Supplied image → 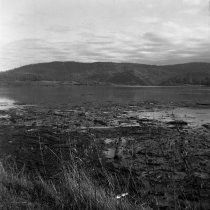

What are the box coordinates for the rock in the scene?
[93,119,107,126]
[196,102,210,106]
[166,120,188,126]
[193,172,209,179]
[202,123,210,130]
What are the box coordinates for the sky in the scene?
[0,0,210,71]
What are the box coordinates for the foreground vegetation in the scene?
[0,102,210,209]
[0,157,142,210]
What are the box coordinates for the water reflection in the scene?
[129,107,210,127]
[0,97,15,111]
[1,86,210,106]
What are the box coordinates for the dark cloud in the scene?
[143,32,172,45]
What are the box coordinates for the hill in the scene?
[0,62,210,86]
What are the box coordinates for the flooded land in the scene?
[0,86,210,209]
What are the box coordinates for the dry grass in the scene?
[0,160,144,210]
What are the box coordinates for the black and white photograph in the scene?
[0,0,210,209]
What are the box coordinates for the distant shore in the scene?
[0,81,209,87]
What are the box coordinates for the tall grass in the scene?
[0,158,144,210]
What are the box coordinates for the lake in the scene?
[0,85,210,127]
[0,85,210,107]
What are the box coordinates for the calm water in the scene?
[0,85,210,107]
[0,85,210,126]
[129,108,210,127]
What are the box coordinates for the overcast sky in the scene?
[0,0,210,71]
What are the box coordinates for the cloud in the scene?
[182,0,207,5]
[1,0,210,70]
[180,8,201,15]
[47,25,71,33]
[143,32,172,46]
[133,17,160,24]
[1,26,210,71]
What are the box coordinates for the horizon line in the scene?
[1,60,210,72]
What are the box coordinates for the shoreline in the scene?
[0,102,210,208]
[0,81,209,87]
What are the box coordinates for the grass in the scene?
[0,158,144,210]
[1,104,209,209]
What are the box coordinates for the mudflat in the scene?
[0,101,210,209]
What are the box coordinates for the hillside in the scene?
[0,62,210,86]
